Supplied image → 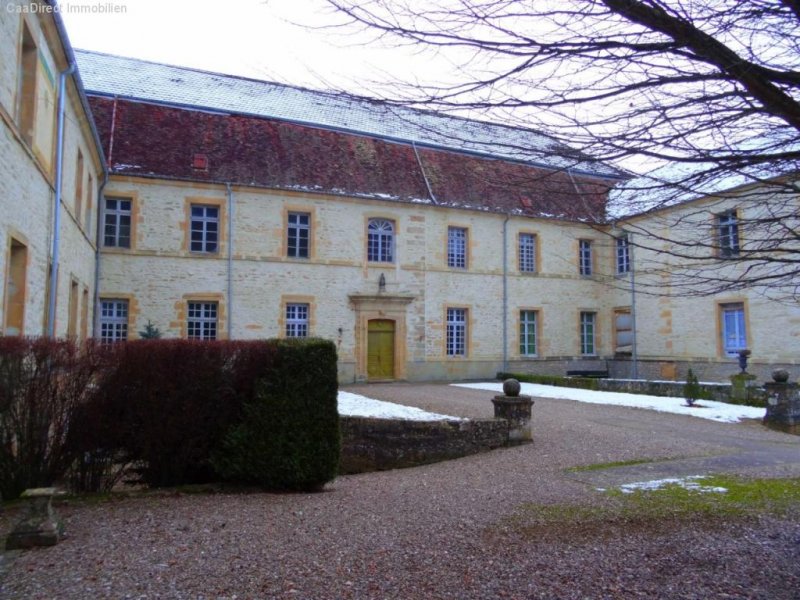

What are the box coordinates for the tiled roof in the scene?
[88,95,612,222]
[75,49,623,179]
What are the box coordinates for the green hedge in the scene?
[212,338,340,491]
[496,371,600,391]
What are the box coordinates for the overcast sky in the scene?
[59,0,451,92]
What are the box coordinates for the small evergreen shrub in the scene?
[683,369,701,407]
[137,320,162,339]
[212,338,340,491]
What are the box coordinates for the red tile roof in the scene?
[89,96,615,222]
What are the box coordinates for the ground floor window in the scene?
[720,303,746,356]
[446,308,467,356]
[580,311,597,356]
[519,310,538,356]
[285,303,309,337]
[100,299,128,342]
[187,301,217,340]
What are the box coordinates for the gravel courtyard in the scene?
[1,383,799,599]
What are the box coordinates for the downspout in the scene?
[629,233,638,379]
[47,62,76,337]
[92,172,109,337]
[226,183,233,338]
[502,215,510,373]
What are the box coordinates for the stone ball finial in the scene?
[772,369,790,383]
[503,378,521,397]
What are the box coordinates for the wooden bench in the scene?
[566,360,609,378]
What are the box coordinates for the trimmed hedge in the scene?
[496,371,600,391]
[212,339,340,491]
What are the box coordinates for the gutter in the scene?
[92,171,109,337]
[226,183,234,338]
[46,62,75,337]
[502,215,510,373]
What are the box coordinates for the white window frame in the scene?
[287,212,310,258]
[616,235,630,275]
[367,219,394,263]
[104,198,132,248]
[519,310,538,356]
[187,301,217,340]
[190,205,219,253]
[579,240,593,276]
[285,303,309,338]
[446,308,467,356]
[718,210,740,258]
[448,227,467,269]
[580,311,597,356]
[99,299,128,343]
[720,303,746,357]
[519,233,537,273]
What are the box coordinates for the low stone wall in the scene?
[339,416,509,474]
[593,378,767,405]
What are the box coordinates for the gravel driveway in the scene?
[1,383,799,599]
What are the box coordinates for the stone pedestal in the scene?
[492,395,534,445]
[764,381,800,435]
[730,373,758,404]
[5,488,65,550]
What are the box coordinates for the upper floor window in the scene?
[579,240,593,276]
[519,310,538,356]
[447,227,467,269]
[367,219,394,263]
[616,235,630,275]
[717,210,740,258]
[187,301,217,340]
[99,299,128,343]
[285,303,309,338]
[519,233,537,273]
[104,197,131,248]
[446,307,467,356]
[190,205,219,253]
[580,311,597,356]
[17,22,37,145]
[720,302,746,357]
[287,212,310,258]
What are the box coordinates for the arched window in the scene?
[367,219,394,263]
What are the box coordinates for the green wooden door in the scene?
[367,320,395,379]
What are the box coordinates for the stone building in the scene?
[1,1,798,383]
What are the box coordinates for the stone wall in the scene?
[339,416,509,474]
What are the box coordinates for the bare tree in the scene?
[321,0,800,300]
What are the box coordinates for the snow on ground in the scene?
[453,382,764,423]
[607,476,728,495]
[338,391,463,421]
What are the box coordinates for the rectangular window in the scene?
[190,205,219,253]
[3,239,28,336]
[519,310,538,356]
[17,22,37,144]
[717,210,740,258]
[614,309,633,354]
[579,240,593,276]
[287,212,310,258]
[720,303,746,356]
[187,301,217,340]
[580,311,597,356]
[104,197,132,248]
[85,174,93,232]
[367,218,394,263]
[519,233,537,273]
[99,299,128,343]
[285,303,309,338]
[447,227,467,269]
[75,150,84,219]
[67,280,79,339]
[616,235,630,275]
[446,308,467,356]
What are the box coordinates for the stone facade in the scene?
[0,2,797,385]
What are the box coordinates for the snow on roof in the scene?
[74,49,622,179]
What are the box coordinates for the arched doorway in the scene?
[367,319,395,380]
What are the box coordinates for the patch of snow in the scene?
[453,382,764,423]
[338,391,463,421]
[612,476,728,494]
